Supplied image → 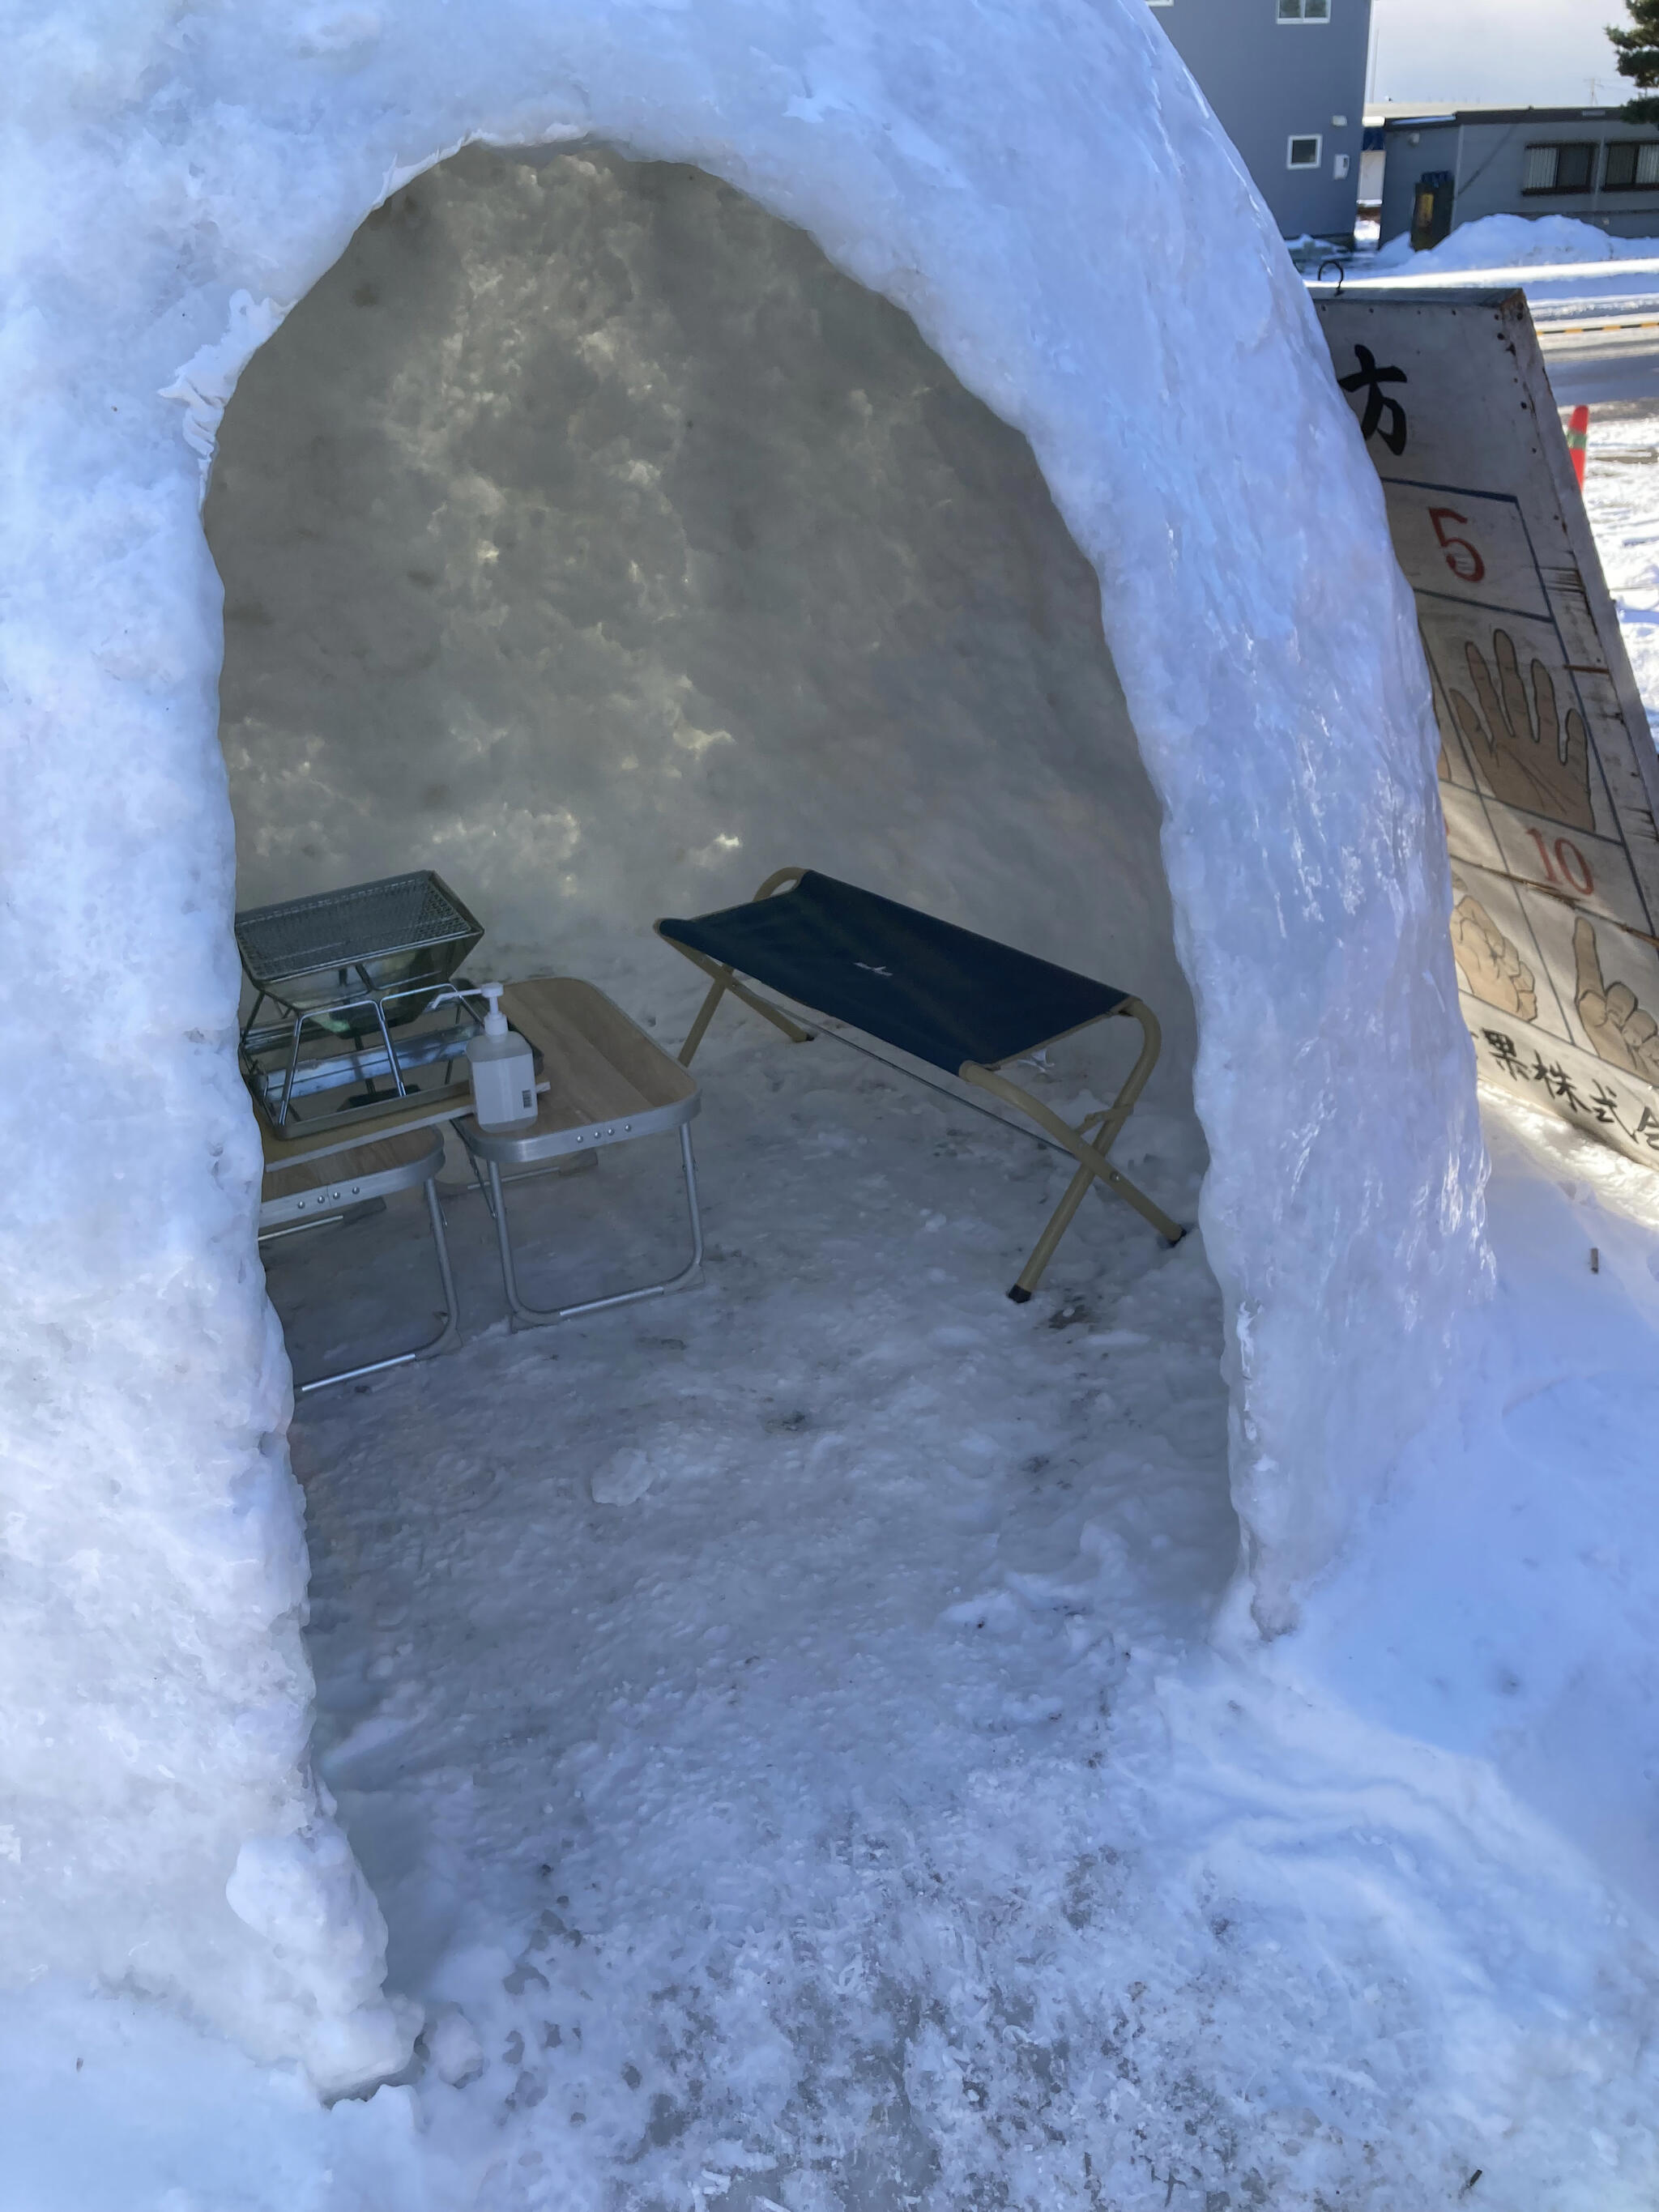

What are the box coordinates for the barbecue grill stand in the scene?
[235,872,489,1132]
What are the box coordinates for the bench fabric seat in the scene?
[655,867,1182,1302]
[659,871,1126,1075]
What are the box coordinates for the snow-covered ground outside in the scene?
[1337,211,1659,309]
[16,227,1659,2210]
[1584,405,1659,751]
[14,1001,1659,2211]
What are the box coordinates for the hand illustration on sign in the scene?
[1573,914,1659,1082]
[1444,628,1593,833]
[1449,883,1537,1021]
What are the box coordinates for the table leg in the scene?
[487,1125,704,1329]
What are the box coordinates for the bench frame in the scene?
[658,867,1183,1302]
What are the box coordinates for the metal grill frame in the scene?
[234,872,487,1132]
[234,871,482,1003]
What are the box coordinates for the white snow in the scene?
[1,17,1658,2189]
[10,1037,1659,2204]
[1581,406,1659,744]
[1367,213,1659,305]
[1375,211,1659,275]
[0,1979,425,2212]
[275,1033,1659,2210]
[2,0,1490,2098]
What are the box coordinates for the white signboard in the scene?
[1317,286,1659,1166]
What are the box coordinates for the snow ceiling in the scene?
[3,0,1488,2087]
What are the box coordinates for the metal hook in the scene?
[1316,257,1346,295]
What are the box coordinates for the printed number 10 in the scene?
[1529,828,1595,895]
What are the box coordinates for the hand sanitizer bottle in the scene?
[467,984,538,1128]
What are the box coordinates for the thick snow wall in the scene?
[0,0,1487,2083]
[207,144,1196,1111]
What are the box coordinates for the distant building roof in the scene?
[1369,103,1639,130]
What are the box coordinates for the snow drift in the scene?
[0,0,1486,2080]
[1374,211,1659,274]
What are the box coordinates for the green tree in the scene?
[1611,0,1659,121]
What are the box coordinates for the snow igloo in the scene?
[4,0,1487,2092]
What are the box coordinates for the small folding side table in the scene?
[258,1123,461,1391]
[454,977,703,1328]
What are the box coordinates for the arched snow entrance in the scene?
[207,143,1196,1095]
[3,0,1489,2091]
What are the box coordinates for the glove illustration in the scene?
[1445,629,1593,833]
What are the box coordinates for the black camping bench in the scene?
[655,868,1183,1301]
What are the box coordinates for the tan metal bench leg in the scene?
[1007,1156,1099,1299]
[677,966,731,1068]
[961,997,1183,1302]
[655,925,816,1067]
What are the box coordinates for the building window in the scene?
[1277,0,1331,18]
[1523,143,1596,194]
[1288,134,1322,168]
[1604,140,1659,188]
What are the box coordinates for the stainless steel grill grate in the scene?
[235,871,481,1003]
[236,872,488,1132]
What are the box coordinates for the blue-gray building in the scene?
[1150,0,1373,241]
[1378,105,1659,248]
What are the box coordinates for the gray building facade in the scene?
[1379,106,1659,248]
[1151,0,1372,241]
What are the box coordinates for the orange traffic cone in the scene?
[1567,403,1590,488]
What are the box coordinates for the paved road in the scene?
[1537,318,1659,407]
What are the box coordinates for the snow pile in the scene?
[1290,1096,1659,1926]
[223,1020,1659,2207]
[1373,211,1659,273]
[10,931,1659,2201]
[1367,212,1659,309]
[197,117,1487,1649]
[3,0,1480,2092]
[1580,403,1659,739]
[0,1978,427,2212]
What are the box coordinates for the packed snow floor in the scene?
[16,977,1659,2209]
[18,381,1659,2212]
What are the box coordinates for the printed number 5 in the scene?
[1429,505,1486,584]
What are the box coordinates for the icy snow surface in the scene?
[2,0,1487,2090]
[9,1046,1659,2206]
[1582,405,1659,747]
[284,1046,1659,2212]
[1368,213,1659,306]
[1374,212,1659,275]
[11,394,1659,2205]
